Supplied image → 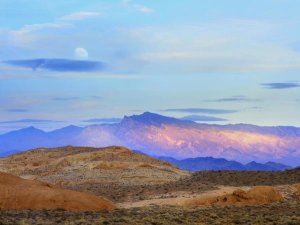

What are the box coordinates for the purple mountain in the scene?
[0,112,299,167]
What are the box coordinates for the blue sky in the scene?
[1,0,300,132]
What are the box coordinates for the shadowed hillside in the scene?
[157,156,291,171]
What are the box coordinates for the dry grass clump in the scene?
[55,158,72,168]
[291,183,300,199]
[184,186,283,206]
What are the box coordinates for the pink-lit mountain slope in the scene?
[0,112,300,166]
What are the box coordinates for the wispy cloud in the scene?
[123,21,300,73]
[59,12,102,21]
[261,82,300,89]
[4,58,106,72]
[0,119,63,124]
[14,11,101,34]
[12,23,70,36]
[52,96,102,101]
[52,97,81,101]
[2,96,41,109]
[5,109,28,113]
[122,0,153,13]
[163,108,238,114]
[181,115,228,122]
[7,11,102,48]
[82,118,122,123]
[249,106,263,110]
[89,96,102,100]
[206,95,260,102]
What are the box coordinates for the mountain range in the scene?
[157,156,291,171]
[0,112,300,167]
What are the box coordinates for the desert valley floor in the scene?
[0,146,300,225]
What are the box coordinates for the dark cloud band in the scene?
[5,109,28,113]
[261,82,300,89]
[0,119,63,124]
[82,118,122,123]
[163,108,238,114]
[4,58,106,72]
[207,95,260,102]
[181,115,228,122]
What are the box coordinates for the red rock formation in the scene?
[0,172,115,211]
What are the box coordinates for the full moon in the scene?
[74,48,89,59]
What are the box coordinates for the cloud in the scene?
[74,48,89,58]
[60,12,102,21]
[206,95,260,102]
[52,96,102,101]
[120,21,300,74]
[14,11,101,34]
[5,109,28,113]
[122,0,153,13]
[4,58,106,72]
[261,82,300,89]
[88,96,102,100]
[163,108,238,114]
[82,118,122,123]
[2,96,41,109]
[12,23,70,35]
[249,106,263,110]
[6,18,300,76]
[7,11,102,48]
[0,119,63,124]
[52,97,80,101]
[180,115,228,122]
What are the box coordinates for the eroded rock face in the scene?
[0,146,187,188]
[0,172,115,211]
[185,186,284,206]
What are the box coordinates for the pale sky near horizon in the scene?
[0,0,300,133]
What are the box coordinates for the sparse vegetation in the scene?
[0,203,299,225]
[1,147,300,224]
[184,168,300,186]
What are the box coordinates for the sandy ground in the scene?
[119,186,250,208]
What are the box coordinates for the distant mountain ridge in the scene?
[156,156,291,171]
[0,112,300,166]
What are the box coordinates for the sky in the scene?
[1,0,300,133]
